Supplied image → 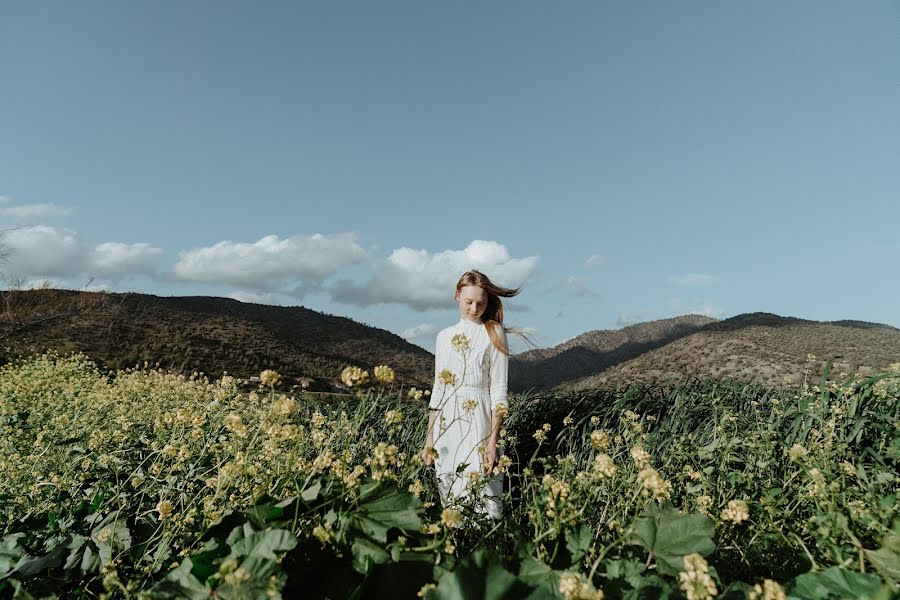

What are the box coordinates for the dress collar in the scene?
[458,317,483,326]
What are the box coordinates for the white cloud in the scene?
[0,196,11,205]
[91,242,163,280]
[4,225,87,277]
[401,323,440,339]
[668,273,719,286]
[328,240,539,311]
[585,254,607,268]
[172,233,369,289]
[2,225,162,282]
[1,203,73,221]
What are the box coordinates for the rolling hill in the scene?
[3,289,897,392]
[528,313,900,391]
[0,289,435,389]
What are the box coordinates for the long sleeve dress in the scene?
[429,317,508,519]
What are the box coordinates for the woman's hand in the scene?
[421,445,436,466]
[482,441,498,475]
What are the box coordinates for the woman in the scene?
[420,270,526,519]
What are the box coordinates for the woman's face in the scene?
[456,285,487,322]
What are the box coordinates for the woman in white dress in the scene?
[420,270,525,519]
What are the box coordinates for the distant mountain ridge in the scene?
[526,312,900,391]
[509,315,717,391]
[2,289,897,392]
[0,289,434,389]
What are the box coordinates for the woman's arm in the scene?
[485,325,509,475]
[421,408,438,466]
[483,407,504,475]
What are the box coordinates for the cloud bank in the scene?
[327,240,538,311]
[172,233,370,291]
[3,225,162,282]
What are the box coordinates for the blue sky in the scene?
[2,1,899,353]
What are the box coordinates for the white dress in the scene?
[429,317,508,519]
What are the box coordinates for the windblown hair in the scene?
[455,270,533,356]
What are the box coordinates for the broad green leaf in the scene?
[605,558,672,598]
[790,566,883,599]
[9,538,69,578]
[0,534,25,578]
[432,549,519,600]
[90,510,132,566]
[605,558,647,590]
[225,524,297,561]
[629,501,715,576]
[864,521,900,584]
[301,479,322,503]
[518,555,554,588]
[186,538,226,584]
[349,481,423,543]
[564,524,592,565]
[147,558,210,600]
[351,538,391,575]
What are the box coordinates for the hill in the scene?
[0,289,434,389]
[509,315,717,391]
[562,312,900,390]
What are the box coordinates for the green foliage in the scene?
[629,502,715,576]
[0,353,898,598]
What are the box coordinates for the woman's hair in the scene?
[455,270,533,356]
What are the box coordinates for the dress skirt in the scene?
[432,385,503,519]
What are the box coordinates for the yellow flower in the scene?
[408,387,424,401]
[563,416,574,426]
[592,454,617,479]
[749,579,786,600]
[341,366,369,387]
[461,398,477,412]
[439,369,457,386]
[312,521,335,545]
[678,553,717,600]
[440,508,463,529]
[451,333,471,352]
[559,571,604,600]
[259,369,281,387]
[94,527,112,543]
[721,499,750,524]
[788,443,808,462]
[408,480,424,498]
[696,495,713,514]
[272,395,298,416]
[156,499,174,520]
[223,413,248,438]
[590,430,610,450]
[533,429,547,443]
[385,410,404,425]
[637,467,671,500]
[630,446,651,468]
[418,583,437,598]
[373,365,395,385]
[542,423,552,432]
[421,523,441,535]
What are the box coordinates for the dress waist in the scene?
[452,385,489,393]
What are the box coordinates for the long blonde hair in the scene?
[455,270,533,356]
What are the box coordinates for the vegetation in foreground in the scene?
[0,352,898,599]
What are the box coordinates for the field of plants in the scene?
[1,352,898,599]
